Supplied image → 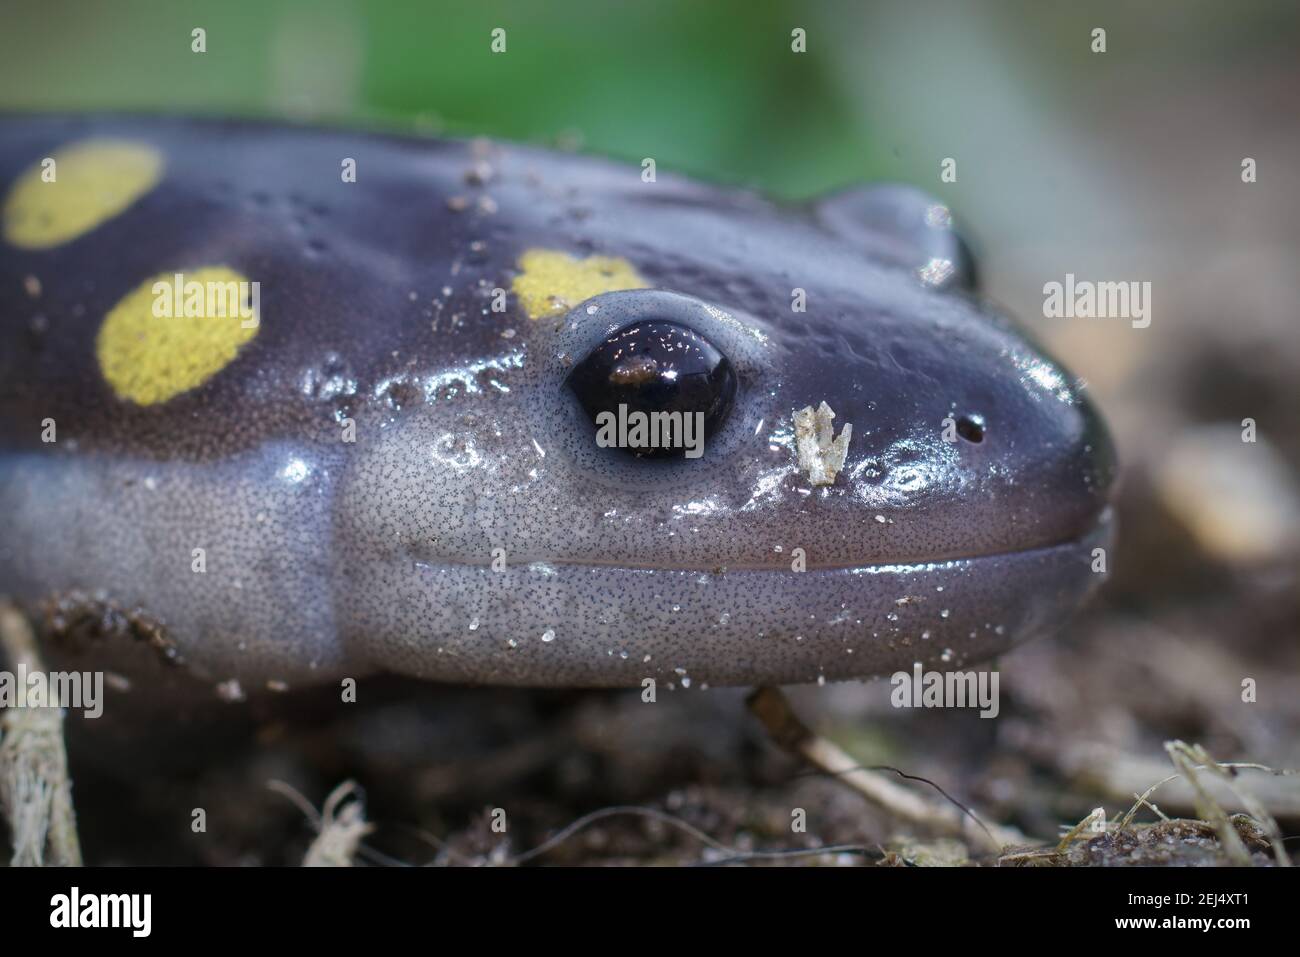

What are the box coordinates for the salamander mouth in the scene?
[414,507,1115,573]
[378,508,1114,687]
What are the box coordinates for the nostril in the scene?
[956,414,985,443]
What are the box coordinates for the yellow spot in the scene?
[97,267,258,405]
[511,248,646,320]
[3,139,163,249]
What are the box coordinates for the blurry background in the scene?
[2,0,1297,863]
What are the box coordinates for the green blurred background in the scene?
[1,0,880,196]
[2,0,1293,200]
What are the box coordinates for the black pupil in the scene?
[957,415,985,443]
[566,320,737,459]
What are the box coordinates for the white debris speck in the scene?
[469,617,480,631]
[541,629,555,642]
[793,401,852,486]
[917,257,956,287]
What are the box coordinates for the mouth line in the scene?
[412,508,1112,574]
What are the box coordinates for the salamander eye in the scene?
[565,320,738,459]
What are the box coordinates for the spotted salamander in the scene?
[0,116,1116,693]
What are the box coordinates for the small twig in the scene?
[1055,741,1300,818]
[1165,741,1289,867]
[1165,742,1250,866]
[0,602,82,866]
[745,686,1024,854]
[1056,807,1108,853]
[996,847,1060,866]
[1118,773,1186,832]
[269,779,374,867]
[507,804,879,867]
[267,779,322,828]
[695,844,878,867]
[1132,794,1170,822]
[510,804,730,865]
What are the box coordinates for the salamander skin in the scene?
[0,115,1115,692]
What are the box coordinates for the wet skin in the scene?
[0,116,1115,691]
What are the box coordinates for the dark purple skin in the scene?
[0,116,1115,693]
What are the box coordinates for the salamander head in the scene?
[341,168,1116,687]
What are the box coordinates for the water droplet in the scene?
[300,351,357,402]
